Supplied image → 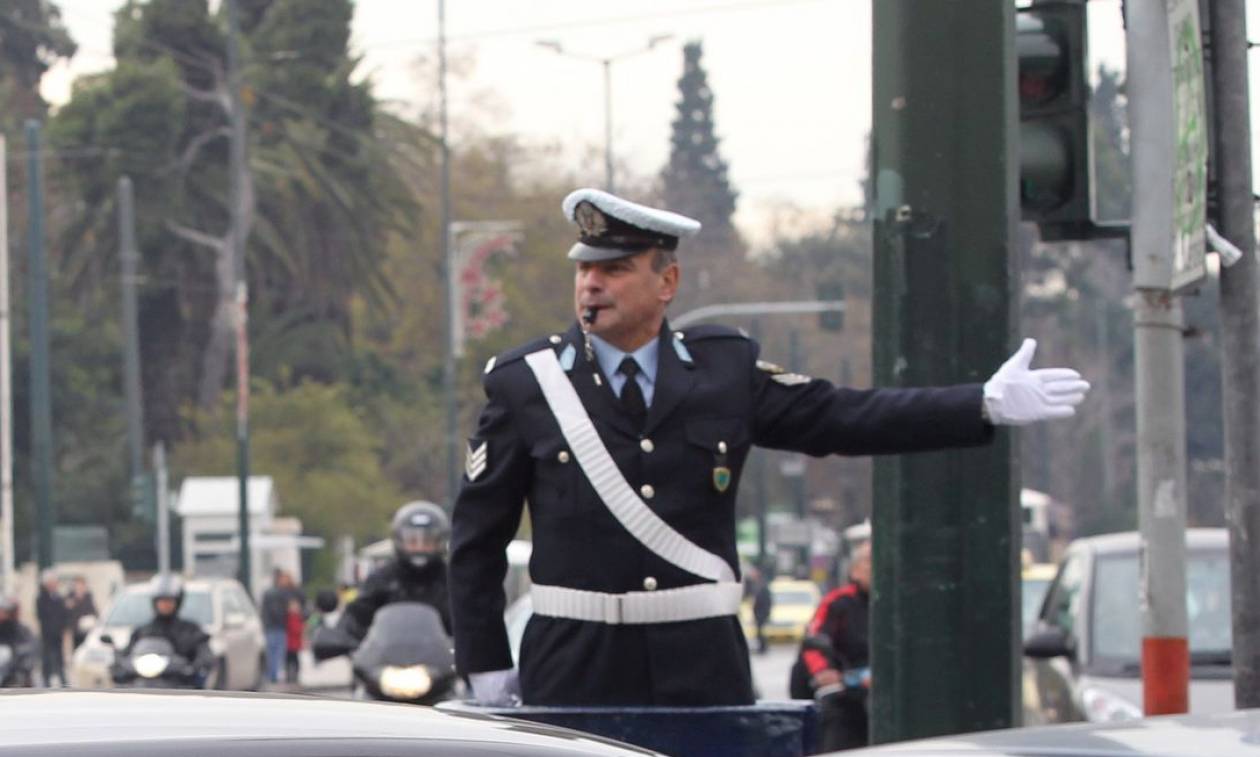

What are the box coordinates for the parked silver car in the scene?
[70,576,265,690]
[1024,528,1232,723]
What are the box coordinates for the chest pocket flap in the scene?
[684,417,749,453]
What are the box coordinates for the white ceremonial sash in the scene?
[524,348,736,584]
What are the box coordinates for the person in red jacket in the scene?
[798,542,871,751]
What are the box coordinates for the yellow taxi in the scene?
[741,578,821,644]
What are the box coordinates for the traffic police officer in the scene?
[450,188,1089,707]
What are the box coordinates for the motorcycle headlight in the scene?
[1081,686,1142,723]
[378,665,433,699]
[133,653,171,679]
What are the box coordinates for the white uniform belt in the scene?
[532,582,743,625]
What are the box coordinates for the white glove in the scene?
[983,338,1090,426]
[468,668,521,706]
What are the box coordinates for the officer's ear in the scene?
[656,257,679,305]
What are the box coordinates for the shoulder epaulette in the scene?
[484,335,561,375]
[675,324,750,342]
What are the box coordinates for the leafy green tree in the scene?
[660,40,748,314]
[172,379,402,583]
[0,0,76,126]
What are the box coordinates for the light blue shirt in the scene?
[589,334,659,407]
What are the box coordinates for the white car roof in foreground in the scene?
[849,708,1260,757]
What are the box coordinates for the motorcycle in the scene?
[313,602,458,704]
[107,636,205,689]
[0,642,35,688]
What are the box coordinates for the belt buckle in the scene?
[602,593,622,624]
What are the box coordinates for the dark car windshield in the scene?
[1092,551,1231,667]
[105,590,215,627]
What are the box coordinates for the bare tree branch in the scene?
[166,220,228,253]
[174,126,231,174]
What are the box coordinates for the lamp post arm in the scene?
[670,300,846,330]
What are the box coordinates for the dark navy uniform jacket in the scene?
[450,320,993,706]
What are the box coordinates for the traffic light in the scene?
[131,472,154,521]
[1018,0,1091,240]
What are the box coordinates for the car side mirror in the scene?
[98,633,114,647]
[1023,626,1074,660]
[223,612,247,628]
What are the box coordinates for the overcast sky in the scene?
[41,0,1260,249]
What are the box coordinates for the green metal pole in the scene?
[871,2,1019,742]
[24,120,54,570]
[227,0,252,595]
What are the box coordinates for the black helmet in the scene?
[150,573,184,616]
[391,500,450,570]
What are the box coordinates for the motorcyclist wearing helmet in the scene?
[114,574,215,684]
[0,594,37,687]
[339,501,452,641]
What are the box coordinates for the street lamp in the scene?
[535,35,674,193]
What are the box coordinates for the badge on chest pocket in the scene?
[712,440,731,493]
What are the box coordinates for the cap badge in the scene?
[574,201,608,237]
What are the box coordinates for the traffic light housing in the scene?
[1018,0,1092,241]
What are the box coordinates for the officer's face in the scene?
[574,251,679,351]
[155,598,177,617]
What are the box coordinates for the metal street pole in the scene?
[227,0,253,595]
[603,59,614,192]
[1128,0,1196,715]
[118,177,146,509]
[535,36,673,194]
[439,0,458,507]
[0,134,13,594]
[154,443,170,575]
[25,120,55,570]
[871,1,1018,741]
[1206,0,1260,708]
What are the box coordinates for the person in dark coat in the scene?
[796,542,872,751]
[338,501,452,642]
[114,574,214,686]
[35,571,68,688]
[750,567,774,655]
[449,188,1090,708]
[65,576,98,650]
[0,594,37,687]
[259,569,305,684]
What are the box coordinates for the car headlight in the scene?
[133,653,171,678]
[378,665,433,699]
[1081,686,1142,722]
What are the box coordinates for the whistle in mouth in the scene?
[582,308,598,325]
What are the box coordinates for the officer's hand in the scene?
[812,668,842,689]
[469,668,520,706]
[983,339,1089,426]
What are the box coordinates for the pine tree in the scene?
[661,40,743,311]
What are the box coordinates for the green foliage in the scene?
[0,0,76,124]
[172,380,402,583]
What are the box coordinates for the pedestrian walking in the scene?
[65,576,98,650]
[450,188,1089,707]
[34,571,69,688]
[260,569,303,684]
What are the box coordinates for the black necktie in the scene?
[618,356,647,429]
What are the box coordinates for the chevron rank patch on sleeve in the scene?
[465,439,488,481]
